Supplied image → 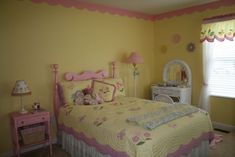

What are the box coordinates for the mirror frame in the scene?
[163,59,192,86]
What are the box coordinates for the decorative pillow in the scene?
[101,78,125,97]
[61,80,92,105]
[92,80,116,102]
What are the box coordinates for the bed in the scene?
[51,63,214,157]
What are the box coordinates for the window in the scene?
[208,40,235,98]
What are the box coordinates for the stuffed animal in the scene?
[82,87,93,95]
[92,93,104,104]
[73,90,84,105]
[83,94,98,105]
[73,87,104,105]
[83,87,104,105]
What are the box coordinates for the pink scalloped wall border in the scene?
[154,0,235,20]
[31,0,155,21]
[31,0,235,21]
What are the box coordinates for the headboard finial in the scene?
[51,64,59,72]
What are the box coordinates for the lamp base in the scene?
[19,108,28,114]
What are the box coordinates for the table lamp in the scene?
[126,52,144,97]
[12,80,31,114]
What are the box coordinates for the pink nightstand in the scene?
[10,110,52,157]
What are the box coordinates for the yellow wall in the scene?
[0,0,154,154]
[0,0,234,155]
[154,6,235,126]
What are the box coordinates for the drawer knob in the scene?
[21,121,24,124]
[42,117,45,120]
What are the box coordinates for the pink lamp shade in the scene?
[126,52,144,66]
[126,52,143,97]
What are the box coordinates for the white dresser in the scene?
[151,86,191,104]
[152,59,192,104]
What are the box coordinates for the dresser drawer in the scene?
[153,88,179,96]
[15,113,50,127]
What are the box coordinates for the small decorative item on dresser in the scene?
[32,102,41,110]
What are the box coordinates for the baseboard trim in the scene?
[212,121,235,132]
[0,139,57,157]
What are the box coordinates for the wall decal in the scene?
[186,43,196,52]
[160,45,168,54]
[171,34,181,44]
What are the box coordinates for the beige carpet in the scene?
[20,131,235,157]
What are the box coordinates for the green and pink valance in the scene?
[200,13,235,42]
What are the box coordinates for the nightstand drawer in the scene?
[16,113,50,127]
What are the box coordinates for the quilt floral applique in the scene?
[78,115,87,122]
[132,131,152,146]
[93,116,107,127]
[117,129,126,140]
[64,105,73,116]
[168,123,177,128]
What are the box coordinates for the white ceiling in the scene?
[78,0,218,15]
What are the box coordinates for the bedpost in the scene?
[51,64,59,123]
[111,61,116,78]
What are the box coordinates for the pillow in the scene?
[61,80,92,105]
[101,78,125,97]
[92,80,116,102]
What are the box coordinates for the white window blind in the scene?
[208,40,235,98]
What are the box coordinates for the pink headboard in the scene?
[64,70,108,81]
[51,62,117,122]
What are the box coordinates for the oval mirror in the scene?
[163,60,192,87]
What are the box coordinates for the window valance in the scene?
[200,15,235,42]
